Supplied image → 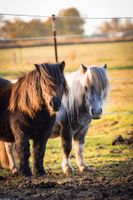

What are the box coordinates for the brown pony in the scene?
[0,61,68,176]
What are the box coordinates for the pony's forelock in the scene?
[86,66,110,99]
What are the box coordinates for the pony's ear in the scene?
[102,64,107,69]
[34,64,41,72]
[60,60,65,71]
[80,64,87,73]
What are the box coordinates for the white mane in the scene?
[62,70,85,113]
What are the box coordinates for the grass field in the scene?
[0,41,133,172]
[0,41,133,199]
[0,41,133,78]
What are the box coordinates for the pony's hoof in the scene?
[33,169,46,177]
[11,167,18,175]
[62,166,74,176]
[79,165,95,173]
[19,169,32,177]
[79,165,89,172]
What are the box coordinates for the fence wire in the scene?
[0,13,133,42]
[0,13,133,20]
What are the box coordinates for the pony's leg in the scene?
[15,134,31,176]
[33,139,47,176]
[73,140,89,172]
[73,126,89,172]
[60,123,73,176]
[4,142,18,174]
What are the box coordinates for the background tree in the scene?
[0,8,85,39]
[0,16,7,38]
[1,18,50,38]
[99,18,133,33]
[124,20,133,31]
[56,7,85,35]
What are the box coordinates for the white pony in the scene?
[0,64,110,175]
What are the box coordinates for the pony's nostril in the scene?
[54,97,61,107]
[91,108,102,116]
[91,109,96,115]
[50,97,61,111]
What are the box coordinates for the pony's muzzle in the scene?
[91,108,102,119]
[50,96,61,111]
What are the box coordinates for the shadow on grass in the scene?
[0,71,20,79]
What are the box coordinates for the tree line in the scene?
[0,8,85,39]
[98,18,133,33]
[0,8,133,40]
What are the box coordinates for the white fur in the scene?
[4,142,18,174]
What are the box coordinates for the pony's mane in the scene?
[63,66,110,114]
[9,64,62,117]
[87,66,109,92]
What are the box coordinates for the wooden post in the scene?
[52,14,58,63]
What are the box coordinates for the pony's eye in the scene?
[85,86,88,91]
[91,86,95,94]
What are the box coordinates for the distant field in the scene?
[0,41,133,78]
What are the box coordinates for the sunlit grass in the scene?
[44,129,133,173]
[0,42,133,77]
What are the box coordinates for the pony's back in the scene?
[0,77,11,95]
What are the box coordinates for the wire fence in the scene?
[0,13,133,19]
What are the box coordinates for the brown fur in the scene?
[0,141,9,169]
[9,64,68,117]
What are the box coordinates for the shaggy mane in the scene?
[9,64,64,117]
[87,66,110,92]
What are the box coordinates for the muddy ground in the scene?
[0,159,133,200]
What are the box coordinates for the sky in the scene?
[0,0,133,34]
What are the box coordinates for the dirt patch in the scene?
[112,135,133,146]
[0,159,133,200]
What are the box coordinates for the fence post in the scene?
[52,14,58,63]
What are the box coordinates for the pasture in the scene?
[0,41,133,199]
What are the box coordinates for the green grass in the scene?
[44,129,133,173]
[109,66,133,70]
[0,71,21,79]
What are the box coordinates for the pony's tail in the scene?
[0,141,9,169]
